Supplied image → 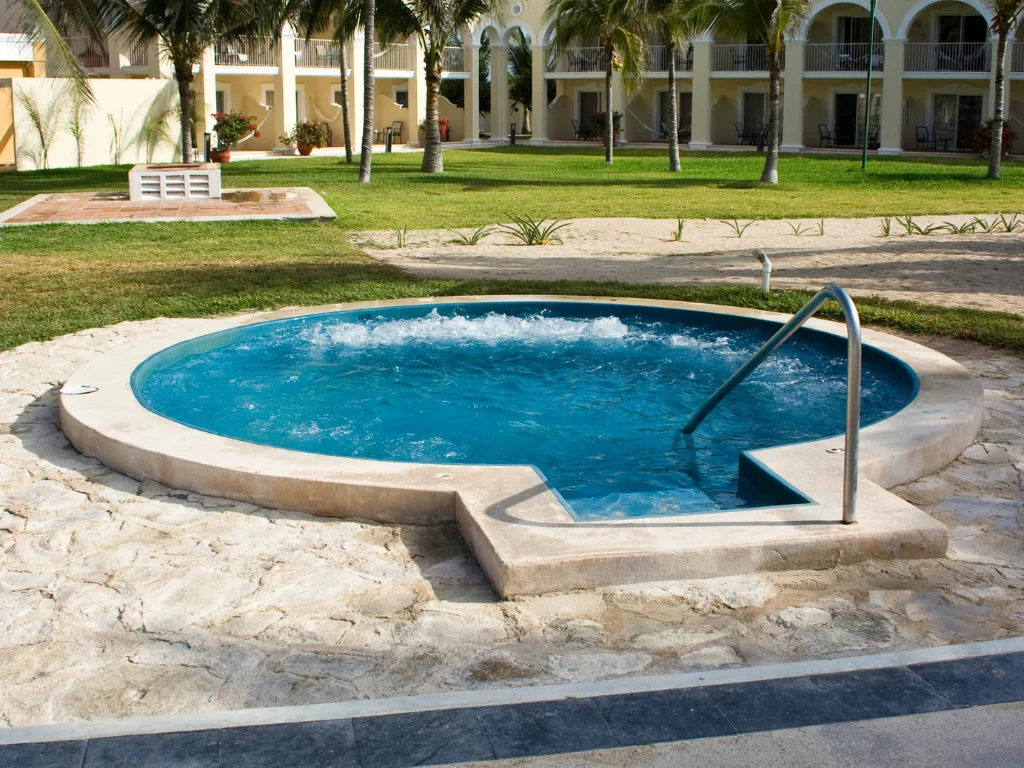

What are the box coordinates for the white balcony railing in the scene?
[442,46,466,72]
[1012,42,1024,73]
[65,36,107,69]
[646,45,693,72]
[904,42,990,72]
[127,38,149,67]
[711,44,782,71]
[547,46,608,73]
[214,38,278,67]
[296,38,340,68]
[374,42,413,70]
[804,43,882,72]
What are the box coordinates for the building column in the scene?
[490,45,508,141]
[781,40,804,152]
[611,69,627,144]
[465,42,481,143]
[275,27,298,148]
[195,45,218,158]
[350,35,365,146]
[107,35,126,78]
[529,42,547,143]
[407,36,428,144]
[878,38,903,154]
[689,39,712,149]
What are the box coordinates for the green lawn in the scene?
[2,148,1023,352]
[2,146,1022,228]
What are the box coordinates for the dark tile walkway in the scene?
[2,651,1022,768]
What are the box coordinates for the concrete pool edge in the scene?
[58,296,981,596]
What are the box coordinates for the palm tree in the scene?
[358,0,374,181]
[362,0,504,173]
[544,0,648,164]
[288,0,356,162]
[700,0,809,183]
[102,0,260,162]
[985,0,1024,179]
[646,0,712,171]
[508,28,532,134]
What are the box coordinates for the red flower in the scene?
[254,131,261,138]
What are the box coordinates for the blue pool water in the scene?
[133,302,917,519]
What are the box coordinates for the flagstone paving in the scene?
[0,319,1021,728]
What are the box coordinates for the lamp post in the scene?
[861,0,878,170]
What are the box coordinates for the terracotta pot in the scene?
[209,148,231,163]
[297,143,314,156]
[600,134,622,148]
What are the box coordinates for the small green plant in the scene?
[721,219,754,238]
[942,221,977,235]
[671,217,686,241]
[816,219,825,236]
[997,213,1023,233]
[66,97,88,168]
[501,214,570,245]
[786,220,811,236]
[895,215,915,236]
[880,217,892,237]
[395,226,408,247]
[140,95,176,163]
[108,110,128,166]
[17,89,64,170]
[973,217,997,234]
[444,225,495,245]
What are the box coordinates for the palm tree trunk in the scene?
[358,3,375,183]
[760,58,780,184]
[667,38,679,172]
[604,47,614,165]
[988,31,1008,179]
[522,107,531,135]
[339,42,353,164]
[421,62,444,173]
[175,70,193,162]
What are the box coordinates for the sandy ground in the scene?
[0,319,1022,727]
[361,214,1024,315]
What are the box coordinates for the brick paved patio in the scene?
[0,187,336,226]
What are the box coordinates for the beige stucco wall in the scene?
[438,93,465,141]
[11,77,181,170]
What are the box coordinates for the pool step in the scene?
[567,487,720,520]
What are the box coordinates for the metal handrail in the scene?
[681,285,862,524]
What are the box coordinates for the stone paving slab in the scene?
[0,320,1021,729]
[0,188,336,227]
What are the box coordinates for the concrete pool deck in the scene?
[58,297,979,597]
[0,318,1021,727]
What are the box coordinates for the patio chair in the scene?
[915,126,936,151]
[734,122,750,144]
[660,121,670,142]
[818,124,833,148]
[390,121,404,143]
[572,119,586,140]
[731,49,747,71]
[868,125,880,150]
[679,123,691,143]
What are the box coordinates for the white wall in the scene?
[12,77,182,170]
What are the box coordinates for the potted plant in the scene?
[590,111,623,147]
[439,116,451,142]
[972,120,1020,159]
[279,121,328,156]
[211,110,260,162]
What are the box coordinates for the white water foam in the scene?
[303,310,633,348]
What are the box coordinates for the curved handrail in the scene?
[682,285,862,524]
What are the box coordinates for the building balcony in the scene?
[711,44,783,72]
[295,38,340,68]
[904,42,990,73]
[374,42,413,71]
[442,46,467,74]
[66,36,108,70]
[214,39,278,68]
[126,38,149,67]
[1012,42,1024,73]
[546,47,607,74]
[646,45,693,73]
[804,43,882,73]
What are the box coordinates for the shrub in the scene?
[589,111,623,136]
[213,110,260,149]
[279,120,327,148]
[972,120,1019,159]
